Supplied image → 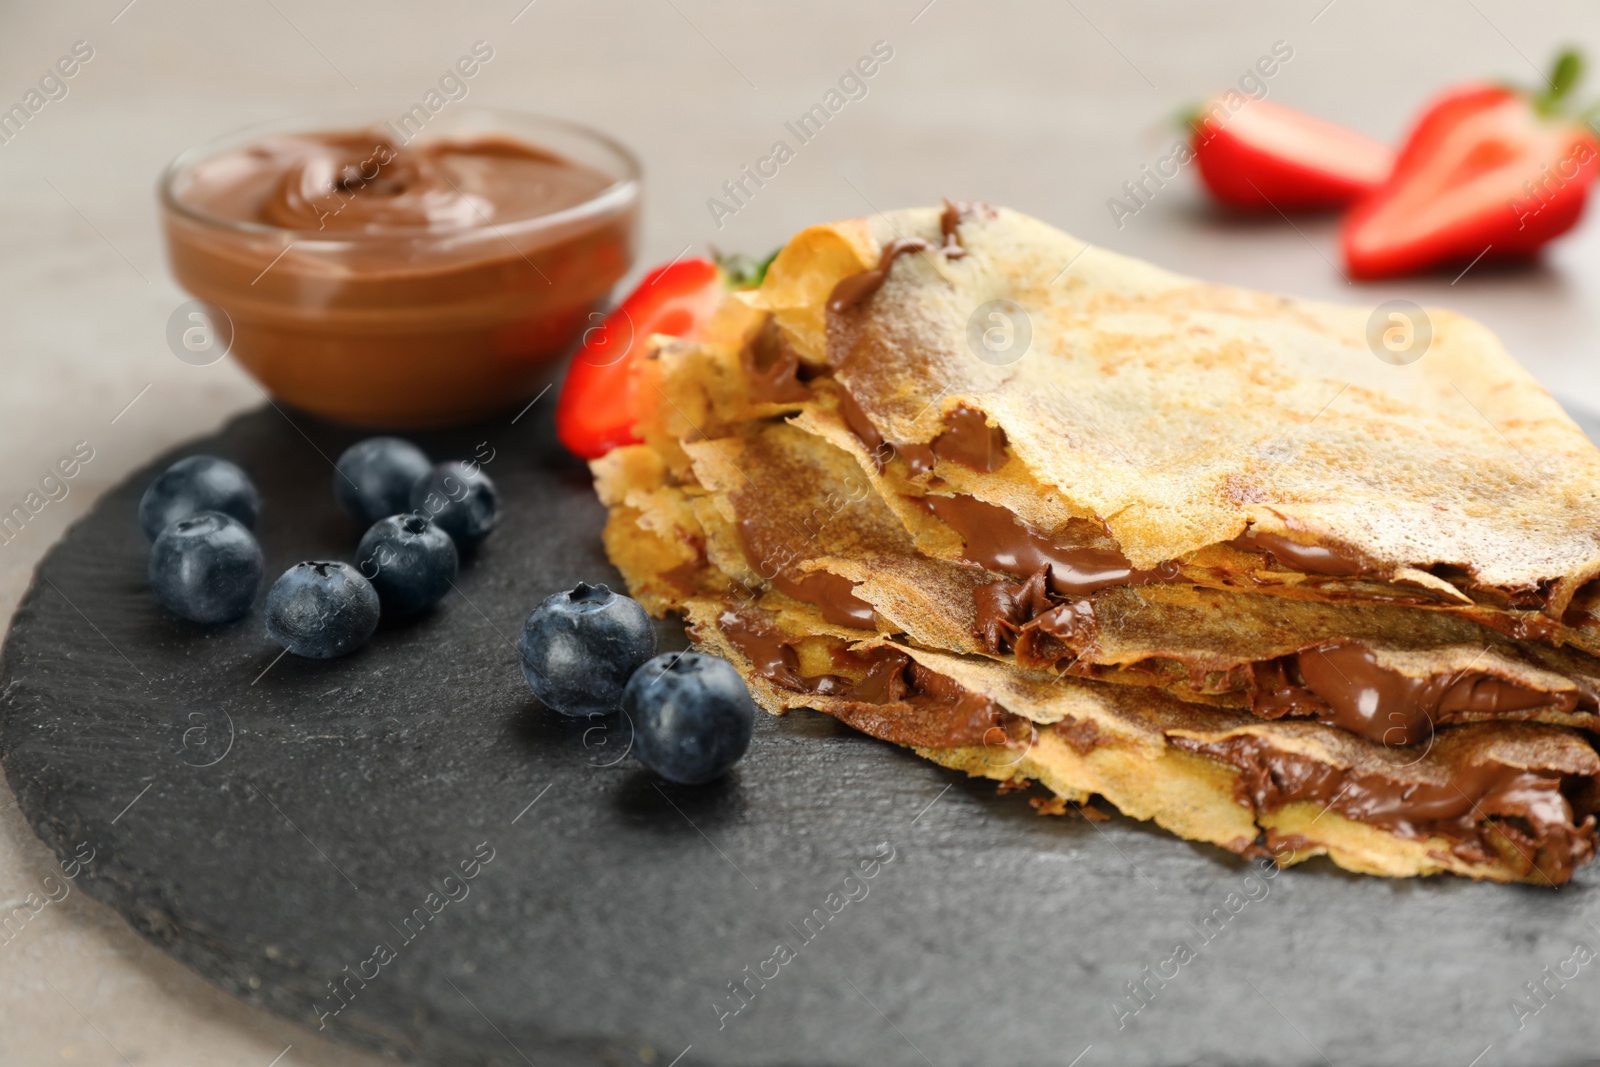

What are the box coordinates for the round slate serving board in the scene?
[5,403,1600,1067]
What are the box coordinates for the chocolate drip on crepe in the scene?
[827,202,988,314]
[837,392,1007,476]
[826,238,930,314]
[936,198,995,259]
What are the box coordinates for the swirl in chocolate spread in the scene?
[972,567,1098,669]
[1170,734,1596,880]
[180,130,613,232]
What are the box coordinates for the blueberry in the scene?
[264,561,380,658]
[138,455,259,541]
[519,582,656,716]
[624,652,755,784]
[410,461,498,550]
[147,511,263,624]
[356,514,459,616]
[334,437,432,529]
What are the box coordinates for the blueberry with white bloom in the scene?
[357,513,458,616]
[410,461,498,550]
[147,511,263,624]
[264,561,380,659]
[138,455,259,541]
[624,652,755,784]
[333,437,431,529]
[519,582,656,716]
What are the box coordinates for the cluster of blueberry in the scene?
[519,583,756,784]
[141,456,265,624]
[141,442,755,784]
[140,438,496,659]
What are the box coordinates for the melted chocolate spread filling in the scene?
[772,571,876,629]
[921,494,1178,597]
[1231,528,1556,613]
[1230,527,1375,577]
[713,610,1594,874]
[735,513,876,629]
[741,316,814,404]
[1170,734,1597,880]
[839,392,1006,476]
[714,610,1026,750]
[973,571,1590,745]
[931,406,1007,472]
[1252,645,1583,745]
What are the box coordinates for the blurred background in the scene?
[2,1,1598,1062]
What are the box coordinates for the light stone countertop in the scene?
[2,1,1598,1062]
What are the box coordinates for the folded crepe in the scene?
[645,204,1600,655]
[626,412,1600,747]
[594,441,1600,884]
[590,203,1600,883]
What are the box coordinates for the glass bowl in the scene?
[160,107,640,428]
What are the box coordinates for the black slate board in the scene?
[5,402,1600,1067]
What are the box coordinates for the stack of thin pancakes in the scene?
[592,204,1600,884]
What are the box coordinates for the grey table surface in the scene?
[4,1,1600,1064]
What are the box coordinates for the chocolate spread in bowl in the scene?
[161,123,637,426]
[179,131,614,232]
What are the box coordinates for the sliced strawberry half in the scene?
[1341,51,1600,279]
[1192,97,1394,211]
[555,257,724,460]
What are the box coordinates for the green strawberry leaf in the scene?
[1536,48,1584,116]
[714,247,782,290]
